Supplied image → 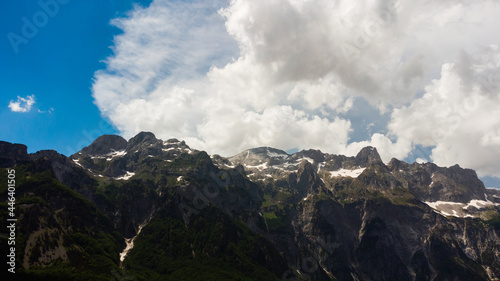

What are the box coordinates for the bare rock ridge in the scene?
[355,146,382,166]
[0,140,29,166]
[126,131,158,151]
[226,146,290,166]
[70,132,497,208]
[222,141,492,204]
[80,134,127,155]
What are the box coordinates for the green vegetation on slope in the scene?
[123,206,285,280]
[0,165,125,280]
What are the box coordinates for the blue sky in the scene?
[1,0,500,188]
[0,0,152,155]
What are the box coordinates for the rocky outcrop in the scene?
[388,160,488,203]
[80,135,127,155]
[295,160,325,196]
[0,141,29,167]
[126,131,158,151]
[355,146,383,166]
[228,146,290,166]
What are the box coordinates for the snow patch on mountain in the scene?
[295,157,315,164]
[108,149,127,158]
[463,195,500,210]
[329,168,366,178]
[425,201,464,209]
[72,158,83,167]
[119,218,150,267]
[267,149,288,159]
[425,198,499,218]
[245,163,268,170]
[116,171,135,180]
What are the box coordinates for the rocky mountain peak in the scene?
[164,138,181,144]
[296,159,323,195]
[69,132,199,180]
[297,158,315,174]
[292,149,325,164]
[228,146,289,166]
[80,135,128,155]
[388,158,408,171]
[126,132,158,150]
[0,141,29,167]
[355,146,382,166]
[31,149,64,160]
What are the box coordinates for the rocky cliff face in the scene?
[388,159,488,203]
[80,134,128,155]
[0,141,29,167]
[1,133,499,280]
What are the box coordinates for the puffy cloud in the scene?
[195,105,353,155]
[389,46,500,177]
[416,158,428,164]
[8,95,35,113]
[91,0,500,179]
[38,107,54,114]
[217,0,500,108]
[92,0,238,114]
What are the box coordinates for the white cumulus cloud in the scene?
[8,95,36,113]
[389,46,500,177]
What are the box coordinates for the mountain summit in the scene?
[80,134,128,155]
[355,146,382,166]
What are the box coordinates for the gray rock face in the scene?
[0,141,29,167]
[295,160,324,196]
[388,161,488,203]
[80,134,127,155]
[126,131,158,151]
[355,146,382,166]
[228,146,290,166]
[486,188,500,204]
[292,149,326,164]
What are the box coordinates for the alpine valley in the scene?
[1,132,500,281]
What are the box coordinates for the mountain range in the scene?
[1,132,500,280]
